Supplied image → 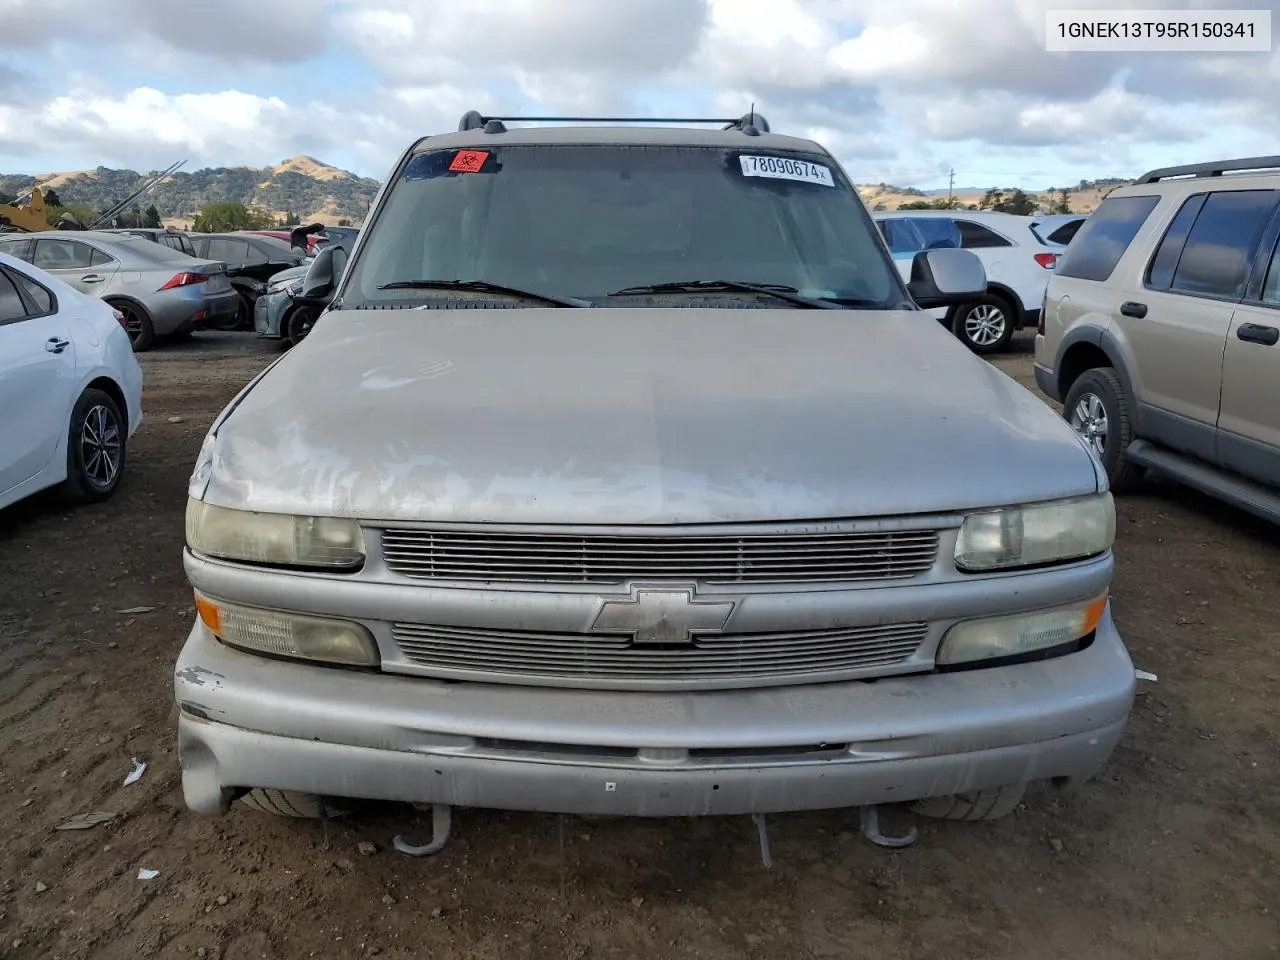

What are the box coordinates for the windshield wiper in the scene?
[377,279,590,308]
[606,279,844,309]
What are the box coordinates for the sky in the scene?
[0,0,1277,191]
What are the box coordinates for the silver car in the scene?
[175,114,1134,845]
[0,231,238,351]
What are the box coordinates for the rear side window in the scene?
[956,220,1011,248]
[1146,196,1205,289]
[1047,221,1083,245]
[0,270,27,323]
[10,270,53,314]
[1161,190,1277,300]
[1056,195,1160,282]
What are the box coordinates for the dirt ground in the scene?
[1,331,1278,960]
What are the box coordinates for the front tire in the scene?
[239,788,346,819]
[286,304,319,346]
[1063,367,1145,493]
[910,784,1026,821]
[950,294,1015,354]
[58,388,126,503]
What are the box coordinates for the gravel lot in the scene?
[1,330,1277,960]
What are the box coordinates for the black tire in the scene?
[949,293,1016,355]
[910,784,1026,821]
[58,388,126,503]
[239,788,346,819]
[235,294,252,331]
[108,299,155,352]
[1062,366,1145,493]
[286,304,319,347]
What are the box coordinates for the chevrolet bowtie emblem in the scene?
[591,587,736,645]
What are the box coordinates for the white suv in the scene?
[873,210,1064,354]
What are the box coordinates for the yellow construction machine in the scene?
[0,186,59,232]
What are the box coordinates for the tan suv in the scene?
[1035,156,1280,523]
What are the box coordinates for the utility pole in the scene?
[947,168,955,208]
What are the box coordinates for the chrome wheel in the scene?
[1069,392,1108,457]
[80,403,122,488]
[963,303,1007,347]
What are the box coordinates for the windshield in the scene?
[343,144,905,307]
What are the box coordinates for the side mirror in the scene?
[907,248,986,309]
[300,244,343,299]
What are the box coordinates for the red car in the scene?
[248,229,324,255]
[249,225,359,256]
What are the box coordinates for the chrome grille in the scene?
[379,527,941,584]
[391,620,929,687]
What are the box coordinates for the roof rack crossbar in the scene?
[1137,156,1280,183]
[457,111,771,133]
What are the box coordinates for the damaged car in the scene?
[174,112,1135,856]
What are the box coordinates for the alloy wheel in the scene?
[963,303,1007,347]
[80,403,122,488]
[1069,392,1109,457]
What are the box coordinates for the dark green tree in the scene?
[1000,188,1037,215]
[978,188,1004,210]
[192,201,275,232]
[1051,189,1072,215]
[143,203,162,227]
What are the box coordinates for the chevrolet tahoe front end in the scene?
[173,120,1135,827]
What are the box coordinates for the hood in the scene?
[201,306,1101,524]
[270,263,310,283]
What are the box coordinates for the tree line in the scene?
[888,186,1075,215]
[1,189,351,232]
[891,187,1074,215]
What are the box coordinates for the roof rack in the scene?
[456,110,771,136]
[1137,156,1280,183]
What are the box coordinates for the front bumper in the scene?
[175,610,1135,817]
[254,290,289,338]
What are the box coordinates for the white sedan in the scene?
[0,251,143,510]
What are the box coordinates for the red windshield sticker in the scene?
[449,150,489,173]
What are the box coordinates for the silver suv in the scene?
[174,112,1133,846]
[1036,156,1280,523]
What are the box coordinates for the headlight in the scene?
[267,277,302,295]
[185,498,365,569]
[954,493,1115,572]
[937,592,1108,669]
[195,591,378,666]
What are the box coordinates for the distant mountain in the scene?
[0,156,380,225]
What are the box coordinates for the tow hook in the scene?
[752,804,917,868]
[393,803,453,857]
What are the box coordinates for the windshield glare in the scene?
[344,144,904,306]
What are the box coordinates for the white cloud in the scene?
[0,82,472,176]
[0,0,327,63]
[1,0,1279,190]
